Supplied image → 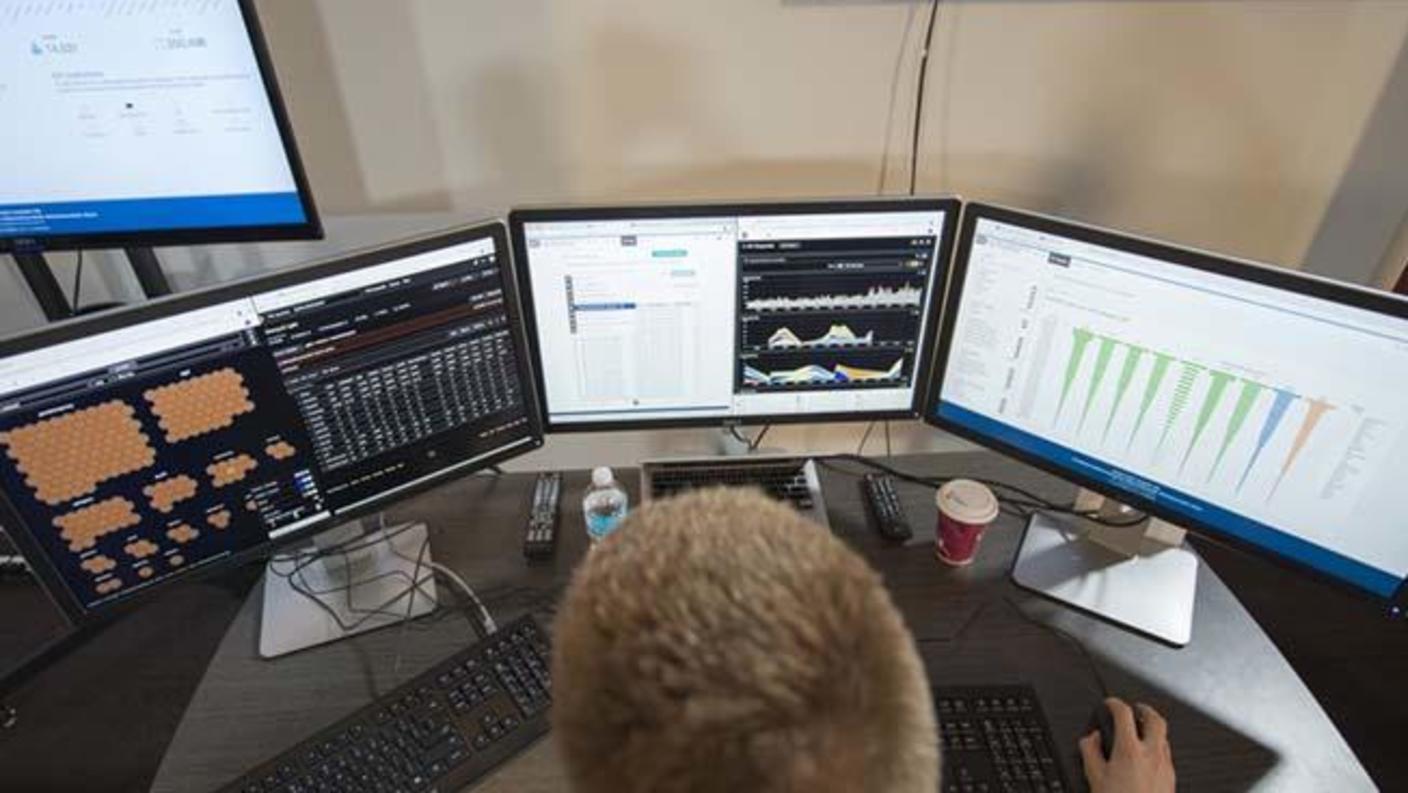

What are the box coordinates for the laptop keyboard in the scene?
[647,458,815,510]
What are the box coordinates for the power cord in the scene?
[915,595,1111,700]
[857,421,878,455]
[387,542,496,637]
[265,523,438,636]
[749,425,771,451]
[876,1,920,194]
[263,519,496,647]
[728,424,771,452]
[1002,595,1111,699]
[816,454,1148,528]
[391,532,433,675]
[909,0,943,195]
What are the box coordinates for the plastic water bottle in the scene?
[583,466,629,543]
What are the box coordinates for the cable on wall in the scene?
[908,0,943,196]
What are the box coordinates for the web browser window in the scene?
[0,0,306,238]
[937,217,1408,596]
[520,208,949,424]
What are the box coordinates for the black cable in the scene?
[266,516,506,649]
[876,2,920,195]
[856,421,877,455]
[913,598,995,646]
[70,250,84,313]
[392,532,432,673]
[818,455,946,490]
[264,521,441,632]
[270,547,435,634]
[913,595,1110,700]
[728,425,749,447]
[1002,596,1110,699]
[749,425,771,452]
[908,0,943,196]
[817,454,1148,528]
[728,425,770,452]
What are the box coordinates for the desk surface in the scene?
[150,452,1375,792]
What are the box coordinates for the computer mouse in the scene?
[1086,701,1144,760]
[1087,704,1117,760]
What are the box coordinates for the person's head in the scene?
[551,488,939,793]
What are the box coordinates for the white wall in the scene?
[5,0,1407,465]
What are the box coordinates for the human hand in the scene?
[1078,698,1175,793]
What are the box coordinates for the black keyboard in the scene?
[646,458,815,509]
[934,685,1071,793]
[219,615,551,793]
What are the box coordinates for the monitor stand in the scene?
[259,518,439,659]
[1011,489,1198,647]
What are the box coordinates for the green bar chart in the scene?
[1051,327,1333,496]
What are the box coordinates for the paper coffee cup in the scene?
[935,479,999,566]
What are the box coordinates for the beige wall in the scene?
[259,0,1408,269]
[6,1,1406,331]
[3,1,1405,463]
[1378,213,1408,289]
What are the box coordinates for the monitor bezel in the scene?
[0,220,544,625]
[922,202,1408,611]
[509,196,962,433]
[0,0,323,254]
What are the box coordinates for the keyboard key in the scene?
[217,615,551,793]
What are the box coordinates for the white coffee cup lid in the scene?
[936,479,999,525]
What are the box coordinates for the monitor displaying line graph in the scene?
[736,232,936,395]
[934,210,1408,600]
[515,201,955,427]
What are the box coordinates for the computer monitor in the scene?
[0,222,542,624]
[926,203,1408,625]
[0,0,319,251]
[510,198,960,431]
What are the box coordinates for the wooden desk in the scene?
[150,452,1374,792]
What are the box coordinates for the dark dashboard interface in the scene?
[0,229,537,617]
[736,235,938,392]
[264,251,530,510]
[0,329,323,611]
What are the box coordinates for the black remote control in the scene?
[862,473,913,543]
[523,473,562,560]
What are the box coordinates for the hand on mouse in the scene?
[1079,697,1175,793]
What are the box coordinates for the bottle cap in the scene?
[936,479,999,526]
[592,466,614,487]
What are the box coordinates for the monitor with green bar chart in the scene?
[926,203,1408,612]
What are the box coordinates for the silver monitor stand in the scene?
[259,518,439,659]
[1011,489,1198,647]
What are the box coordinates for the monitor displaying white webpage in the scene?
[936,216,1408,597]
[520,209,949,424]
[0,0,306,238]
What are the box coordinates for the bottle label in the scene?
[585,503,628,540]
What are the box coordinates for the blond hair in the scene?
[552,488,939,793]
